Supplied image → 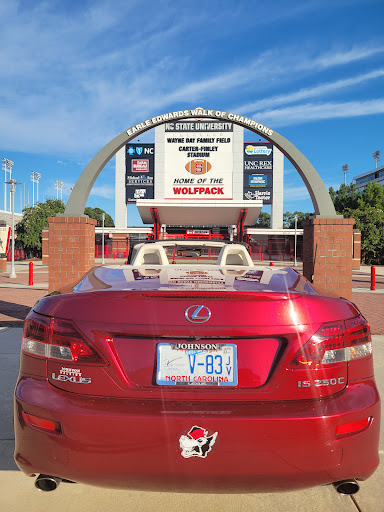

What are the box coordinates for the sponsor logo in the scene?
[127,146,135,155]
[245,145,272,156]
[185,159,212,175]
[179,426,218,459]
[131,159,149,172]
[249,174,267,187]
[136,147,143,155]
[244,190,271,201]
[185,305,211,323]
[134,189,147,199]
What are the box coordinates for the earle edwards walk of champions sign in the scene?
[125,118,273,204]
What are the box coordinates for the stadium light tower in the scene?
[55,180,64,200]
[342,164,349,185]
[30,172,41,206]
[2,158,14,212]
[373,150,380,169]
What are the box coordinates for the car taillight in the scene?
[289,315,372,369]
[22,311,107,365]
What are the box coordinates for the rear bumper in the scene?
[14,376,380,493]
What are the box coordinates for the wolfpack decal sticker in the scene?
[179,426,218,459]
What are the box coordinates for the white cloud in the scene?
[0,0,383,156]
[253,99,384,126]
[237,69,384,113]
[90,185,115,199]
[283,185,311,201]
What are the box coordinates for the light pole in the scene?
[101,213,105,264]
[5,178,21,278]
[30,172,41,206]
[55,180,64,200]
[342,164,348,185]
[36,172,41,203]
[293,214,298,267]
[2,158,14,212]
[373,151,380,169]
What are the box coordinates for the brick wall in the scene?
[353,230,361,269]
[0,258,6,272]
[42,228,49,264]
[48,216,97,293]
[302,217,354,300]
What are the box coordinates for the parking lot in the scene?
[0,261,383,511]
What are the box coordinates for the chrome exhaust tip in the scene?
[35,474,61,492]
[333,479,360,495]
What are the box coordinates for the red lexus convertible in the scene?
[14,241,380,494]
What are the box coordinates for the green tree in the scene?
[255,211,271,228]
[344,206,384,265]
[329,183,361,213]
[283,211,313,229]
[16,199,65,257]
[330,181,384,264]
[358,181,384,210]
[84,207,114,227]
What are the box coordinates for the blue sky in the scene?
[1,0,384,225]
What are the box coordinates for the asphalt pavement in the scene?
[0,260,383,511]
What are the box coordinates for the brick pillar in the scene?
[352,230,361,269]
[42,228,49,264]
[48,216,97,293]
[0,258,7,272]
[302,217,354,300]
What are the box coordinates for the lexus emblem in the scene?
[185,305,211,323]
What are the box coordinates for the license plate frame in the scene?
[156,342,238,386]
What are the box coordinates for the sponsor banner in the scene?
[164,120,233,200]
[243,142,273,204]
[126,143,154,203]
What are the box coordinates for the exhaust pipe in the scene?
[35,474,62,492]
[332,479,360,495]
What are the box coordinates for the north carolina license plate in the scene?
[156,342,238,386]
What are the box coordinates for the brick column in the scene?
[42,228,49,264]
[352,230,361,269]
[48,216,97,293]
[302,217,354,300]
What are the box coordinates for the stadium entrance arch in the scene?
[48,108,354,300]
[64,108,337,218]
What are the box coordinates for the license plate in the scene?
[156,342,238,386]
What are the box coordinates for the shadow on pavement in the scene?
[0,300,32,327]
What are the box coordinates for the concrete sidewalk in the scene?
[0,327,382,511]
